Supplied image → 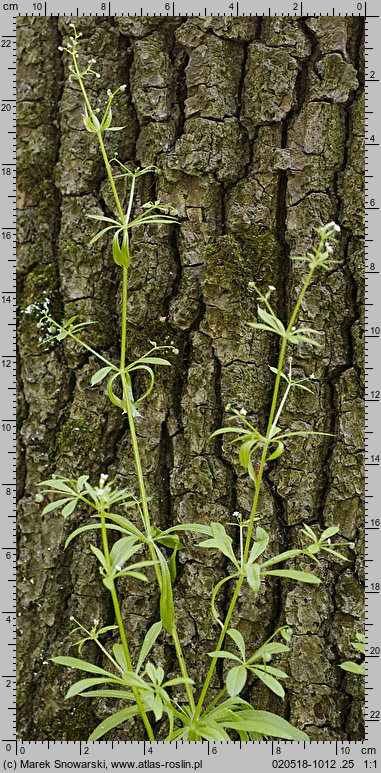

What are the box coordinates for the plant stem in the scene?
[99,511,155,741]
[71,33,194,734]
[43,315,115,368]
[172,629,196,712]
[121,374,196,711]
[195,264,317,719]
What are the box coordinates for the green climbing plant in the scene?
[32,22,356,742]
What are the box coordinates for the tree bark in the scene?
[17,16,364,740]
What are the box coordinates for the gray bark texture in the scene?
[17,16,365,740]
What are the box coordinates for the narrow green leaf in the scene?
[79,690,135,699]
[91,366,114,386]
[248,323,282,335]
[239,439,255,469]
[320,525,340,542]
[116,559,156,576]
[101,107,112,131]
[38,479,74,494]
[90,545,107,570]
[261,549,303,568]
[211,574,237,623]
[207,650,240,661]
[267,441,284,462]
[247,642,289,664]
[257,306,285,335]
[302,523,317,540]
[64,522,126,549]
[164,523,213,536]
[62,499,78,518]
[163,677,195,687]
[155,534,181,550]
[120,570,148,582]
[320,547,349,561]
[199,522,238,567]
[87,214,120,225]
[88,706,140,742]
[155,546,175,634]
[226,665,247,697]
[110,536,140,572]
[120,671,148,690]
[264,569,321,584]
[248,527,269,564]
[65,677,121,700]
[102,512,145,540]
[138,357,172,366]
[129,365,155,406]
[246,563,261,593]
[222,709,309,740]
[112,230,130,269]
[51,656,117,678]
[112,644,128,673]
[251,664,289,679]
[226,629,246,660]
[210,426,249,439]
[136,621,162,674]
[197,724,231,741]
[249,667,285,698]
[339,661,365,675]
[42,498,71,515]
[107,373,126,411]
[88,226,116,245]
[352,642,365,654]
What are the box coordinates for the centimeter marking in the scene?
[1,1,378,766]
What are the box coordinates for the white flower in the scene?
[232,511,241,517]
[325,242,333,254]
[268,285,276,291]
[240,407,247,416]
[93,618,99,626]
[327,221,340,233]
[100,473,108,482]
[120,84,127,92]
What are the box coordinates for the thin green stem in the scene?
[72,38,124,224]
[96,130,125,222]
[172,629,196,713]
[70,618,122,673]
[195,264,318,719]
[44,316,115,368]
[120,268,128,373]
[99,511,154,741]
[121,375,196,711]
[73,30,197,727]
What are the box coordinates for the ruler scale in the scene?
[3,1,378,768]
